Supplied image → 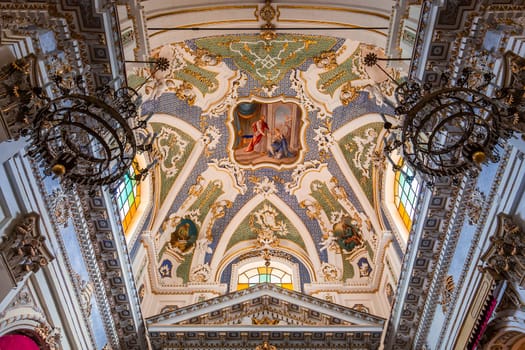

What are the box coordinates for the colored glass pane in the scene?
[115,164,141,233]
[394,162,421,231]
[237,266,293,290]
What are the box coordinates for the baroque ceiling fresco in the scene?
[130,33,401,302]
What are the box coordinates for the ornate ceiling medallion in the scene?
[259,0,278,41]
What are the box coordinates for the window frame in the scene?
[393,162,420,232]
[229,258,300,292]
[115,164,142,234]
[237,265,294,290]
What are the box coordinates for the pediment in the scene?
[147,284,385,349]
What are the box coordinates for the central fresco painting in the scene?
[232,101,302,166]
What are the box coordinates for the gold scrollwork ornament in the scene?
[340,82,361,105]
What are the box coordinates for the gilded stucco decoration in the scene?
[320,262,342,282]
[201,125,221,157]
[193,48,222,67]
[313,51,339,70]
[251,204,289,249]
[352,304,370,314]
[255,341,277,350]
[340,82,362,105]
[138,32,395,301]
[300,41,399,114]
[339,122,384,204]
[154,125,191,178]
[133,42,240,113]
[195,35,338,86]
[225,201,306,253]
[151,123,196,205]
[466,187,486,226]
[313,120,335,162]
[48,188,71,228]
[438,275,455,314]
[209,158,247,195]
[252,176,279,197]
[189,263,212,283]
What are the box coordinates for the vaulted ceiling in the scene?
[122,0,409,322]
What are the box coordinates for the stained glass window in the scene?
[116,164,141,233]
[237,266,293,290]
[394,162,420,231]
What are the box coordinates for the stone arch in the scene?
[0,313,60,350]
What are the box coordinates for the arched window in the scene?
[115,164,141,234]
[237,266,293,291]
[393,162,421,231]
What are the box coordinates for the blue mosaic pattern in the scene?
[332,93,395,129]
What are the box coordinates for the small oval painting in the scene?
[232,101,303,166]
[333,216,363,253]
[170,218,198,252]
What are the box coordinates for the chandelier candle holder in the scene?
[1,56,169,190]
[364,51,525,178]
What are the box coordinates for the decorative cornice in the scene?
[29,159,97,349]
[142,232,228,294]
[413,177,475,348]
[147,283,385,326]
[69,191,120,349]
[147,283,384,349]
[436,146,511,347]
[384,175,464,349]
[72,189,148,350]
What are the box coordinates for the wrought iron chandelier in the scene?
[0,55,169,190]
[364,51,525,178]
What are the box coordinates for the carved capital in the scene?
[35,323,61,350]
[480,214,525,286]
[0,212,54,283]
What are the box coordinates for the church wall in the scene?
[0,143,96,349]
[435,139,525,350]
